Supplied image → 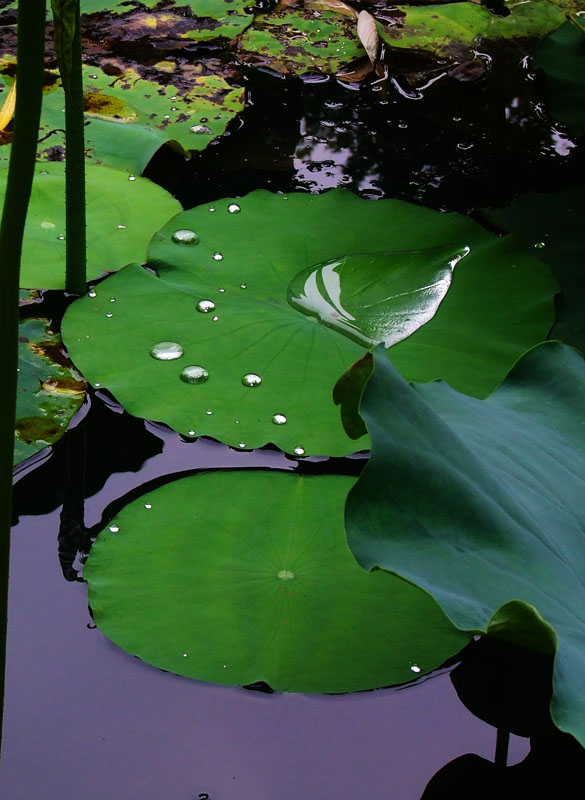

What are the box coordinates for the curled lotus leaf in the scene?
[84,471,469,692]
[15,318,86,466]
[61,189,556,456]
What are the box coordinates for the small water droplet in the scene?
[212,315,219,322]
[163,114,170,120]
[94,382,101,387]
[410,664,421,673]
[209,206,216,212]
[105,312,113,318]
[272,413,287,425]
[197,299,216,313]
[170,106,178,112]
[294,446,305,456]
[212,252,223,261]
[180,365,209,384]
[238,442,246,448]
[240,282,247,289]
[278,569,294,580]
[39,169,48,175]
[109,524,119,533]
[534,241,546,249]
[183,653,188,657]
[128,175,137,181]
[172,229,199,246]
[117,224,126,230]
[109,297,116,303]
[57,234,65,240]
[188,430,196,436]
[89,74,98,79]
[190,124,212,134]
[144,503,152,509]
[218,287,225,293]
[150,341,184,361]
[171,96,177,101]
[205,409,213,415]
[88,290,97,298]
[200,117,209,123]
[242,373,262,387]
[227,203,241,214]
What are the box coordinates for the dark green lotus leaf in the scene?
[533,19,585,137]
[235,9,364,75]
[488,185,585,352]
[61,189,556,455]
[0,62,244,173]
[342,341,585,745]
[85,471,468,691]
[0,161,181,289]
[15,318,86,465]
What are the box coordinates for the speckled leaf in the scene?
[85,471,468,692]
[1,162,181,289]
[61,190,555,456]
[235,9,364,75]
[0,62,244,173]
[15,318,86,465]
[342,341,585,745]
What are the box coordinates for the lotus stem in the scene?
[495,727,510,767]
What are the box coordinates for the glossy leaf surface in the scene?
[85,471,468,691]
[342,342,585,745]
[62,189,555,455]
[15,318,86,465]
[1,162,181,289]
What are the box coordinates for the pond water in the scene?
[3,15,584,799]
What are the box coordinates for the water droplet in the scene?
[227,203,241,214]
[163,114,170,120]
[238,442,246,448]
[190,124,212,134]
[272,413,287,425]
[88,290,97,298]
[278,569,294,580]
[240,282,247,289]
[534,241,546,249]
[109,524,119,533]
[197,299,216,313]
[410,664,421,673]
[188,430,196,436]
[144,503,152,509]
[39,169,48,175]
[212,315,219,322]
[205,409,213,415]
[128,175,137,181]
[294,446,305,456]
[117,224,126,230]
[180,365,209,384]
[149,341,184,361]
[172,229,199,246]
[57,234,65,240]
[171,96,177,101]
[109,296,116,303]
[200,117,209,123]
[242,373,262,387]
[105,312,113,318]
[94,382,101,387]
[183,653,188,657]
[218,287,225,293]
[170,106,178,112]
[41,221,55,229]
[209,206,216,212]
[212,252,223,261]
[89,74,98,79]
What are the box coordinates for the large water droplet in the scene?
[180,365,209,384]
[272,413,287,425]
[212,252,223,261]
[150,341,184,361]
[172,229,199,246]
[191,124,212,134]
[242,373,262,387]
[294,446,305,456]
[197,299,216,313]
[227,203,241,214]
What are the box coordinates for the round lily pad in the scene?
[61,189,556,456]
[15,318,86,465]
[1,162,181,289]
[85,471,468,691]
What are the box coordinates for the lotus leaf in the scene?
[0,162,181,289]
[84,471,468,691]
[14,318,86,465]
[0,62,244,173]
[533,19,585,137]
[341,341,585,745]
[489,185,585,352]
[61,189,555,455]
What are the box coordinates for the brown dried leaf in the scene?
[357,10,379,65]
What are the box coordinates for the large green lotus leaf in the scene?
[85,471,468,691]
[533,19,585,137]
[14,318,86,465]
[0,63,244,173]
[234,9,364,75]
[341,341,585,745]
[0,162,181,289]
[489,185,585,353]
[61,189,556,455]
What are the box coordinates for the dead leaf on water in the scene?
[357,10,379,65]
[304,0,359,19]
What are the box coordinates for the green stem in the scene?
[64,0,86,295]
[0,0,47,757]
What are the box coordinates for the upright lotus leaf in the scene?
[0,162,181,289]
[15,318,86,465]
[61,189,556,455]
[85,471,468,691]
[533,18,585,136]
[488,185,585,352]
[0,62,244,173]
[341,341,585,745]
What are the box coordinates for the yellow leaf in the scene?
[0,79,16,132]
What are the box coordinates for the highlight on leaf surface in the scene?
[0,77,15,131]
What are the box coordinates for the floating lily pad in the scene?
[340,341,585,745]
[61,190,556,455]
[15,318,86,465]
[0,62,244,173]
[533,18,585,137]
[0,162,181,289]
[85,471,468,691]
